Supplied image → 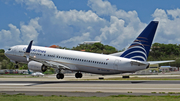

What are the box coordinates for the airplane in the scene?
[31,72,44,77]
[4,21,175,79]
[27,69,44,77]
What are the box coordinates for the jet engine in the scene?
[28,61,47,72]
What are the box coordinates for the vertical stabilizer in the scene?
[120,21,158,61]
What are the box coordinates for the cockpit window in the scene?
[8,48,11,51]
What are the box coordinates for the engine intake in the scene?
[28,61,47,72]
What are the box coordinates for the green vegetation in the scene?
[1,94,180,101]
[0,49,12,69]
[72,43,119,54]
[148,43,180,67]
[0,49,28,70]
[159,92,166,94]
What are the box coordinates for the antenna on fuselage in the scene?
[24,40,33,61]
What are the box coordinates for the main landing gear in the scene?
[75,72,82,78]
[56,69,64,79]
[56,73,64,79]
[56,70,83,79]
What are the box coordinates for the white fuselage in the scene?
[5,45,148,75]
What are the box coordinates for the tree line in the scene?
[1,43,180,69]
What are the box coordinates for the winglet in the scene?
[26,40,33,53]
[24,40,33,61]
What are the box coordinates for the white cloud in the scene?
[95,16,146,49]
[88,0,142,25]
[13,0,108,47]
[20,17,41,44]
[88,0,146,49]
[15,0,57,14]
[88,0,117,16]
[1,0,147,50]
[59,32,91,47]
[167,8,180,19]
[0,17,41,49]
[153,8,180,44]
[5,0,180,51]
[0,24,21,49]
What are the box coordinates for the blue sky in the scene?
[1,0,180,50]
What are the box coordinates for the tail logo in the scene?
[121,37,148,61]
[120,21,158,61]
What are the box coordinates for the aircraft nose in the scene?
[4,49,11,57]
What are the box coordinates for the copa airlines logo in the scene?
[120,37,149,61]
[23,47,46,53]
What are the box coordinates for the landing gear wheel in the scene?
[122,75,129,78]
[75,72,82,78]
[56,73,64,79]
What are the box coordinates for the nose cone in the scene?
[4,48,11,58]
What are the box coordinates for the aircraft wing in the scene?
[29,56,70,70]
[44,61,70,70]
[148,60,175,65]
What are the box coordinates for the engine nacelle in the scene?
[28,61,47,72]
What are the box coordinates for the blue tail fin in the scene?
[28,69,32,74]
[120,21,159,61]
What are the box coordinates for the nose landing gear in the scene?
[14,65,19,69]
[14,61,19,69]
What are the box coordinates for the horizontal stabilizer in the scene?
[130,60,148,66]
[45,61,70,70]
[148,60,175,65]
